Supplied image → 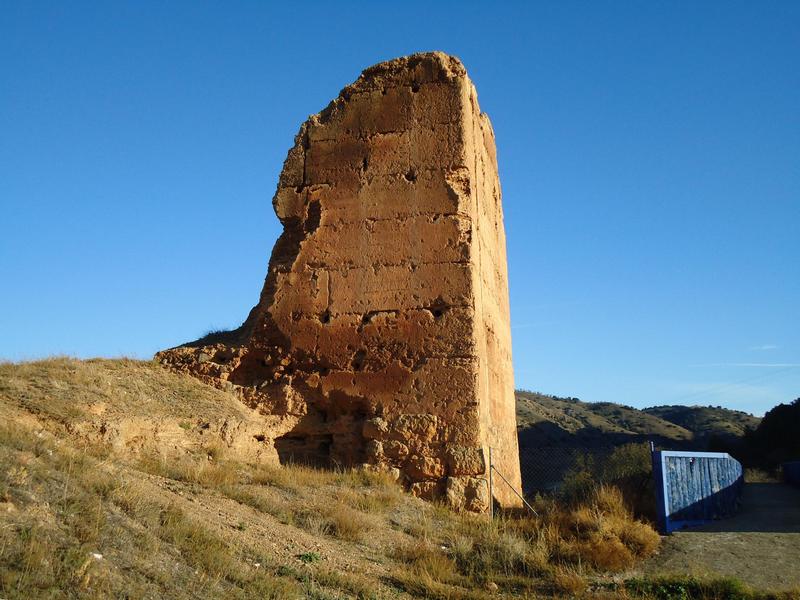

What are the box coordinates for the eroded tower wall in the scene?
[157,52,521,511]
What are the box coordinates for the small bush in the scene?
[558,485,660,571]
[560,443,656,521]
[297,551,320,564]
[618,519,661,557]
[448,519,546,579]
[394,540,459,584]
[325,502,372,541]
[552,566,587,596]
[138,451,237,488]
[744,468,779,483]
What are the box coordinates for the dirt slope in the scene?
[0,358,667,599]
[638,483,800,591]
[1,359,420,598]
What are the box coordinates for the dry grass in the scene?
[744,468,780,483]
[543,485,661,572]
[289,502,373,542]
[340,483,405,513]
[2,358,670,599]
[139,451,387,544]
[388,483,661,597]
[310,566,383,599]
[248,461,328,491]
[552,566,588,596]
[0,423,304,599]
[138,448,239,488]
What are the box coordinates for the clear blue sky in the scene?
[1,2,798,416]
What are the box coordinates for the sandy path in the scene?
[640,483,800,591]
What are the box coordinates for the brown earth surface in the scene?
[638,482,800,591]
[0,358,665,599]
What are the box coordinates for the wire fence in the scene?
[520,446,612,495]
[520,442,655,517]
[488,447,539,518]
[487,442,657,518]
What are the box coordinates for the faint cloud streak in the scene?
[692,363,800,368]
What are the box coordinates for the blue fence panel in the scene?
[784,461,800,486]
[652,450,743,533]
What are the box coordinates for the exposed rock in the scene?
[445,446,486,477]
[391,414,439,443]
[411,480,446,501]
[156,51,521,511]
[358,462,400,482]
[383,440,410,460]
[445,476,490,513]
[405,455,445,480]
[365,439,383,461]
[362,417,389,439]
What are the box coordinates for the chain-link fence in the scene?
[520,446,613,495]
[518,443,656,515]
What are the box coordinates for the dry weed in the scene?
[395,540,460,583]
[293,502,373,542]
[552,566,587,596]
[2,359,667,599]
[137,451,238,487]
[250,461,327,491]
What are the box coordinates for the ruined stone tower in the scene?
[157,52,521,511]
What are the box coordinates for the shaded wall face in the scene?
[461,85,522,506]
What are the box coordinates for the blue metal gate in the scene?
[652,450,743,533]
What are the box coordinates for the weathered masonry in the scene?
[157,52,521,511]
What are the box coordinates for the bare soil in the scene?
[639,482,800,591]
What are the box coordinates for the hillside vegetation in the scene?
[643,405,760,444]
[3,359,790,599]
[516,391,759,449]
[738,398,800,468]
[0,358,667,599]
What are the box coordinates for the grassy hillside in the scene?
[515,391,693,448]
[643,405,760,444]
[1,359,792,599]
[516,391,759,449]
[0,358,666,599]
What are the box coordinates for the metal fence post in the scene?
[488,446,494,519]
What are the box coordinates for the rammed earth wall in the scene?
[157,52,521,511]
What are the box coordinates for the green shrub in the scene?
[623,575,798,600]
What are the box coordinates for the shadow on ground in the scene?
[674,483,800,533]
[640,483,800,591]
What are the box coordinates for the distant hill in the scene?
[515,391,759,450]
[643,405,760,445]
